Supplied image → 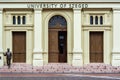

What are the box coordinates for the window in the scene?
[90,15,104,25]
[90,16,93,25]
[49,15,67,27]
[12,15,26,25]
[22,16,26,24]
[13,16,16,24]
[95,16,98,25]
[100,16,103,25]
[17,16,21,24]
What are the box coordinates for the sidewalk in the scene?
[0,63,120,74]
[0,73,120,80]
[0,63,120,80]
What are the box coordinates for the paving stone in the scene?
[0,63,120,73]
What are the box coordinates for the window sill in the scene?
[82,24,112,27]
[4,24,34,27]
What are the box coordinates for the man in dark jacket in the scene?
[4,48,12,69]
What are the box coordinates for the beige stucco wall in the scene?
[2,8,114,66]
[82,9,113,64]
[2,9,74,65]
[0,0,120,67]
[3,9,34,64]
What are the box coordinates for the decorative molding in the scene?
[82,26,111,31]
[0,0,120,2]
[82,25,112,27]
[4,8,33,11]
[113,8,120,11]
[34,8,43,11]
[73,8,82,10]
[4,26,33,31]
[4,24,34,27]
[0,8,3,14]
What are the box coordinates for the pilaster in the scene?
[72,8,83,66]
[0,8,3,67]
[112,8,120,66]
[33,9,43,66]
[104,30,111,64]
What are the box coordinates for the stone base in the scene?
[33,53,43,66]
[112,60,120,66]
[0,53,4,67]
[112,53,120,66]
[72,52,83,66]
[72,59,83,66]
[33,60,43,66]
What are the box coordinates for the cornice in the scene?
[113,8,120,11]
[0,0,120,3]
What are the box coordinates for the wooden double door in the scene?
[49,30,67,63]
[90,32,103,63]
[12,32,26,62]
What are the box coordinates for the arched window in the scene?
[95,16,98,25]
[90,16,93,25]
[13,16,16,24]
[100,16,103,25]
[17,16,21,24]
[49,15,67,28]
[22,16,26,24]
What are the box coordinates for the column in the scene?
[93,15,95,25]
[83,30,89,64]
[15,15,17,25]
[0,9,3,67]
[112,8,120,66]
[26,30,33,64]
[20,16,23,25]
[72,8,83,66]
[33,9,43,66]
[104,30,111,64]
[98,15,100,25]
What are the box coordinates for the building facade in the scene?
[0,0,120,67]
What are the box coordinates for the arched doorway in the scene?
[48,15,67,63]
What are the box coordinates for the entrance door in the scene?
[90,32,103,63]
[48,15,67,63]
[49,30,59,62]
[48,30,67,63]
[12,32,26,62]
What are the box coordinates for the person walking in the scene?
[3,48,12,69]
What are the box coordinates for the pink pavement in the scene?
[0,63,120,73]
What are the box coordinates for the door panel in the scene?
[58,31,67,62]
[90,32,103,63]
[48,30,67,63]
[13,32,26,62]
[49,30,59,62]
